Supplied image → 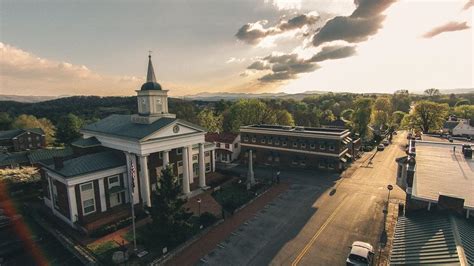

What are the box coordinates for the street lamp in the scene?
[387,184,393,205]
[197,198,202,216]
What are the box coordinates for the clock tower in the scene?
[132,54,176,124]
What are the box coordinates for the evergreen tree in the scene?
[146,166,192,246]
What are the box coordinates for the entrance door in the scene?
[110,192,122,207]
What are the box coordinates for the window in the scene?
[234,143,239,148]
[192,154,198,161]
[80,182,95,215]
[205,163,211,172]
[301,143,306,149]
[329,145,335,151]
[261,139,266,144]
[37,143,41,147]
[176,148,183,155]
[320,144,326,150]
[300,161,306,166]
[28,137,31,141]
[293,142,298,148]
[319,162,326,168]
[282,141,287,146]
[267,155,273,161]
[275,139,280,145]
[108,176,119,188]
[28,144,32,148]
[83,199,96,214]
[274,156,280,162]
[252,137,256,143]
[225,143,230,149]
[177,161,183,167]
[205,151,210,156]
[291,160,298,165]
[310,143,316,149]
[36,136,40,140]
[216,143,221,148]
[328,163,335,169]
[268,138,272,144]
[244,136,249,142]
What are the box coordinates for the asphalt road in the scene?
[201,132,408,266]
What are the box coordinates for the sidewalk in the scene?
[165,182,290,266]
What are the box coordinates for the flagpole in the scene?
[127,152,138,253]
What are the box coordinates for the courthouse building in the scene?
[41,56,215,231]
[240,125,353,171]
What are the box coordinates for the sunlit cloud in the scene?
[264,0,302,10]
[463,0,474,10]
[422,21,470,38]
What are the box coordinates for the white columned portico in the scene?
[139,155,151,207]
[98,178,107,212]
[68,186,78,222]
[162,150,170,167]
[182,147,191,194]
[198,143,206,187]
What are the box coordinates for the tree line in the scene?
[0,89,473,146]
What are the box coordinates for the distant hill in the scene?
[184,90,340,101]
[0,94,66,103]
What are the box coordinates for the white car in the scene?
[346,241,374,265]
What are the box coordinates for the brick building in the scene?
[0,128,46,152]
[240,125,353,171]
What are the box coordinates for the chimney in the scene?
[53,156,64,169]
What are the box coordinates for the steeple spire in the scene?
[146,52,157,83]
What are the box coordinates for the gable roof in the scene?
[205,132,238,144]
[0,151,29,167]
[28,147,73,164]
[83,114,176,140]
[0,128,44,140]
[44,150,125,178]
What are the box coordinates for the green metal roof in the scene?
[391,212,474,265]
[45,150,125,178]
[0,128,44,140]
[83,114,177,140]
[0,152,29,167]
[71,137,101,148]
[28,147,73,164]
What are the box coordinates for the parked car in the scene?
[377,144,385,151]
[382,140,390,146]
[346,241,374,265]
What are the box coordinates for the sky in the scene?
[0,0,472,97]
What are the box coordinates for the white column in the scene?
[211,149,216,172]
[162,150,170,167]
[182,147,191,194]
[199,143,206,188]
[68,186,78,222]
[47,175,54,211]
[98,178,107,212]
[139,155,151,207]
[188,145,194,183]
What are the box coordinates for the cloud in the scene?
[422,21,470,38]
[247,60,271,70]
[225,57,246,64]
[312,0,397,46]
[255,52,319,83]
[235,12,319,45]
[463,0,474,10]
[264,0,302,10]
[0,42,146,96]
[309,44,357,62]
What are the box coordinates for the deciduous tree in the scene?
[56,113,84,144]
[411,101,448,133]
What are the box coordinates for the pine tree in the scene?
[146,165,192,246]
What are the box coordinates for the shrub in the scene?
[199,212,218,228]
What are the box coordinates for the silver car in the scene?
[346,241,374,265]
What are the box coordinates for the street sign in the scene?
[387,184,393,190]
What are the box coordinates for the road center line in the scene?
[291,195,349,266]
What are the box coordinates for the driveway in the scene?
[200,132,408,266]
